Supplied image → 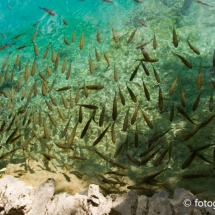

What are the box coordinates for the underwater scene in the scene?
[0,0,215,200]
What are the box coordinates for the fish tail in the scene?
[39,6,43,10]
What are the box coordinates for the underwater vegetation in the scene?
[1,0,215,197]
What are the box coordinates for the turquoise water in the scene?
[1,0,215,198]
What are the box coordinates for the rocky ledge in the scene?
[0,175,214,215]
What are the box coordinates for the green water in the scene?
[0,0,215,199]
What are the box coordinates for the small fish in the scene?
[64,35,70,45]
[196,60,203,90]
[51,47,55,62]
[196,0,213,7]
[118,85,125,106]
[77,104,98,109]
[97,29,101,43]
[32,29,39,41]
[169,75,178,96]
[172,26,179,48]
[80,31,84,50]
[111,122,116,144]
[94,47,100,61]
[43,42,50,59]
[8,5,12,10]
[138,20,148,27]
[209,91,213,112]
[56,86,72,92]
[62,58,66,73]
[187,37,200,55]
[55,51,60,69]
[0,148,19,160]
[61,94,68,109]
[127,28,137,44]
[61,116,72,138]
[39,6,56,16]
[114,64,118,81]
[182,153,196,169]
[136,39,152,49]
[78,106,83,123]
[71,28,76,42]
[152,65,160,83]
[130,63,140,81]
[99,105,105,127]
[17,45,28,50]
[13,33,24,39]
[141,62,150,76]
[1,52,11,70]
[192,91,202,111]
[81,116,93,139]
[131,106,138,125]
[122,108,130,132]
[142,80,150,101]
[33,43,39,56]
[111,25,119,43]
[43,121,50,140]
[172,52,192,69]
[31,58,36,76]
[104,53,110,68]
[154,147,169,167]
[126,83,137,103]
[89,55,94,74]
[134,125,138,148]
[66,62,72,80]
[126,153,140,166]
[142,110,153,129]
[112,91,117,121]
[93,124,111,146]
[138,169,165,184]
[61,17,68,26]
[46,112,57,127]
[153,33,157,50]
[170,102,174,122]
[83,81,89,98]
[67,121,79,146]
[32,20,40,27]
[180,84,186,108]
[177,106,196,125]
[158,86,163,111]
[24,61,29,81]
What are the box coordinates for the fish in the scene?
[70,156,87,161]
[17,45,28,50]
[33,43,39,56]
[112,92,117,121]
[78,106,83,123]
[97,29,101,43]
[142,80,150,101]
[172,52,192,69]
[188,143,215,153]
[126,153,140,166]
[158,86,163,111]
[138,20,148,27]
[99,105,105,127]
[153,33,157,49]
[32,20,40,27]
[192,91,202,111]
[127,28,137,44]
[1,52,11,70]
[138,169,165,184]
[32,29,39,41]
[83,81,89,98]
[89,55,94,74]
[177,106,196,125]
[0,43,13,51]
[71,28,76,42]
[62,58,66,73]
[8,5,12,10]
[57,107,65,120]
[94,47,100,61]
[45,100,53,111]
[61,116,72,138]
[209,92,213,112]
[140,148,160,165]
[169,75,178,96]
[51,47,55,62]
[126,83,137,103]
[104,53,110,68]
[61,94,68,109]
[66,62,72,80]
[67,121,79,146]
[40,152,56,160]
[122,108,130,132]
[187,37,200,55]
[182,153,196,169]
[180,84,186,108]
[80,31,84,50]
[146,129,171,146]
[13,33,24,39]
[136,39,153,49]
[31,58,36,76]
[105,170,127,176]
[196,60,203,90]
[141,62,150,76]
[61,17,68,26]
[154,147,169,167]
[111,122,116,144]
[77,104,98,109]
[24,61,29,81]
[130,63,140,81]
[64,35,70,45]
[43,121,50,140]
[43,42,50,59]
[14,52,20,67]
[134,125,138,148]
[111,26,119,43]
[39,6,56,16]
[69,91,74,108]
[0,148,19,160]
[46,112,57,127]
[141,109,153,129]
[79,84,104,90]
[93,124,111,146]
[81,116,93,139]
[131,106,138,125]
[141,48,150,61]
[172,26,179,48]
[114,64,118,81]
[152,65,160,83]
[56,86,72,92]
[118,85,125,106]
[75,88,80,104]
[196,0,213,7]
[181,114,215,141]
[170,102,174,122]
